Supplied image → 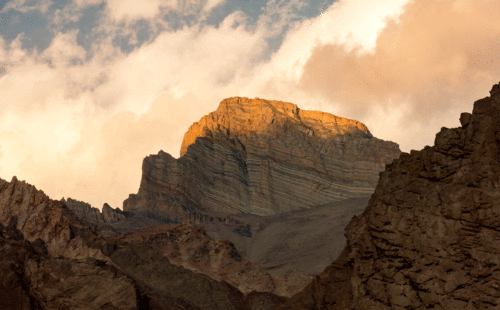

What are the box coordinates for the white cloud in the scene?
[105,0,163,23]
[255,0,410,83]
[41,30,87,67]
[203,0,225,12]
[2,0,462,213]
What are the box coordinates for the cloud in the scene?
[250,0,410,84]
[3,0,53,13]
[0,2,271,210]
[203,0,225,12]
[4,0,496,213]
[298,0,500,152]
[105,0,163,23]
[73,0,103,8]
[257,0,308,37]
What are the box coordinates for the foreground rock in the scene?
[278,83,500,309]
[124,96,400,217]
[110,221,281,296]
[0,177,286,309]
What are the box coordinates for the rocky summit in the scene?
[279,83,500,310]
[124,97,400,217]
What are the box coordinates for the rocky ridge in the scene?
[0,176,287,309]
[124,97,400,217]
[279,83,500,309]
[62,197,125,224]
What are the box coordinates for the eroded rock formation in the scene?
[62,197,125,224]
[279,83,500,309]
[124,96,400,217]
[0,176,286,309]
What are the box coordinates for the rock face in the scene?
[0,176,287,309]
[124,96,400,217]
[62,197,125,223]
[279,83,500,309]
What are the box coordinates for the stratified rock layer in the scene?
[124,97,400,216]
[278,83,500,310]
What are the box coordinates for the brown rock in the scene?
[102,202,126,223]
[124,96,400,217]
[62,198,125,224]
[110,220,280,296]
[0,178,105,259]
[277,82,500,309]
[0,176,286,309]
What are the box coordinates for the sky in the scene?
[1,0,500,211]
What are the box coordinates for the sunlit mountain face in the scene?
[1,0,500,212]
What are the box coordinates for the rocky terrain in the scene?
[67,194,368,297]
[0,176,287,309]
[123,96,400,217]
[109,221,284,296]
[278,83,500,309]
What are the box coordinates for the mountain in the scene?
[278,83,500,309]
[0,176,287,309]
[115,96,400,297]
[123,96,400,217]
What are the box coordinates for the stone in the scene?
[62,197,125,224]
[0,176,287,309]
[102,202,125,223]
[277,82,500,309]
[124,96,400,217]
[460,112,471,127]
[109,220,281,296]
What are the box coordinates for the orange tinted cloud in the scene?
[299,0,500,151]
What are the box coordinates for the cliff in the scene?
[278,83,500,309]
[124,97,400,216]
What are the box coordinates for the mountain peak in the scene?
[125,96,400,216]
[180,96,372,157]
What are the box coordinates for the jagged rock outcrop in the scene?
[124,97,400,216]
[278,83,500,310]
[0,177,105,259]
[0,177,287,309]
[62,197,125,223]
[61,197,126,238]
